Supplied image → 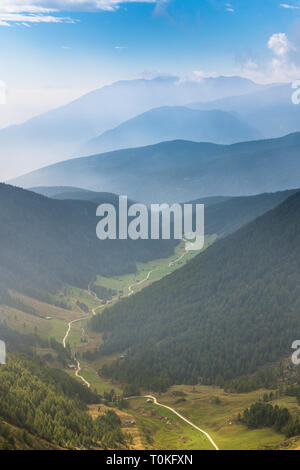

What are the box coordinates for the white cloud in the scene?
[280,3,300,9]
[0,1,160,26]
[0,13,75,25]
[267,32,292,56]
[265,33,300,82]
[234,32,300,83]
[225,2,234,12]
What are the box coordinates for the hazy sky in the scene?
[0,0,300,127]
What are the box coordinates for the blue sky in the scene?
[0,0,300,126]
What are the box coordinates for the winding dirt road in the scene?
[75,359,91,388]
[144,395,219,451]
[63,256,199,401]
[62,314,92,387]
[127,253,187,296]
[168,252,187,267]
[62,286,113,387]
[62,315,91,348]
[61,266,219,448]
[127,269,156,296]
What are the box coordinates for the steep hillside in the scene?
[0,354,126,449]
[0,184,177,301]
[11,133,300,203]
[91,191,300,390]
[84,106,261,154]
[203,189,298,237]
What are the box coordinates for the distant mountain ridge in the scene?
[0,75,261,180]
[83,106,261,154]
[30,186,129,205]
[31,185,297,245]
[11,132,300,203]
[188,83,300,139]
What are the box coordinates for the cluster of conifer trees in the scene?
[0,355,125,449]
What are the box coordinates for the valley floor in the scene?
[1,237,300,450]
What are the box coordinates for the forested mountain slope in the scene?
[203,189,298,237]
[91,191,300,390]
[0,354,125,449]
[0,184,176,302]
[32,186,297,239]
[12,133,300,203]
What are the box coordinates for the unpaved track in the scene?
[75,359,91,388]
[168,252,186,267]
[62,314,92,387]
[136,395,219,450]
[61,263,219,449]
[63,256,196,396]
[62,286,110,387]
[127,269,156,296]
[62,315,91,348]
[127,253,187,296]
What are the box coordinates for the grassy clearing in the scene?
[65,359,123,395]
[54,285,100,312]
[0,305,67,342]
[11,292,84,322]
[94,236,216,297]
[81,354,123,395]
[82,365,122,395]
[48,318,72,343]
[126,398,215,450]
[157,384,300,450]
[65,321,84,349]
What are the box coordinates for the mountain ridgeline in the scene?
[188,83,300,140]
[91,191,300,391]
[1,182,293,307]
[11,133,300,203]
[0,75,260,180]
[201,189,299,237]
[85,83,300,155]
[30,186,134,206]
[83,106,261,155]
[32,185,298,239]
